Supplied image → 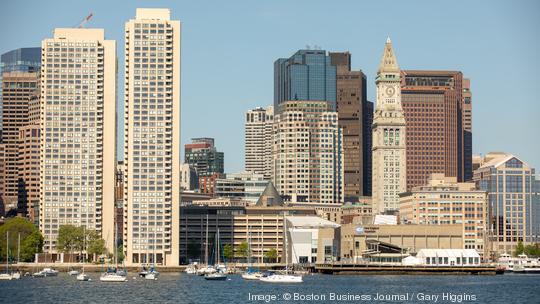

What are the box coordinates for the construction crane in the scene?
[77,13,93,28]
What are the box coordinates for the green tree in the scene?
[524,244,540,257]
[514,241,525,256]
[116,245,125,263]
[20,230,43,262]
[0,217,43,262]
[56,225,84,254]
[223,244,233,262]
[264,248,278,263]
[86,230,106,261]
[237,241,249,261]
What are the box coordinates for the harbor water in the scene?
[1,273,538,303]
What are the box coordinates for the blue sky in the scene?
[1,0,539,173]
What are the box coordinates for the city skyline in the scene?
[1,0,539,175]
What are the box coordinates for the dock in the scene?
[315,263,499,275]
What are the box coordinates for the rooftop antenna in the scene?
[77,13,94,28]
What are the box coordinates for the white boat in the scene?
[204,270,227,281]
[205,229,227,281]
[68,270,80,276]
[40,268,59,277]
[498,253,540,272]
[0,273,12,280]
[259,214,302,283]
[32,271,45,278]
[11,272,21,280]
[100,223,127,282]
[77,273,90,281]
[1,231,15,280]
[242,272,262,280]
[100,272,127,282]
[260,274,303,283]
[197,266,216,275]
[184,264,197,274]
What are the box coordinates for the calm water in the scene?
[1,273,539,303]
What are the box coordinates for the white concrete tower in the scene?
[124,8,181,266]
[371,38,407,214]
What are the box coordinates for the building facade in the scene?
[473,153,540,256]
[273,100,344,204]
[180,163,199,191]
[124,8,181,266]
[0,72,39,215]
[401,70,470,190]
[462,79,473,181]
[215,171,269,204]
[274,49,336,112]
[371,38,407,214]
[399,173,487,256]
[40,28,116,252]
[244,106,273,180]
[0,48,41,132]
[329,52,368,202]
[184,137,224,194]
[363,101,374,197]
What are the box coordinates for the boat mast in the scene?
[5,231,8,273]
[17,233,20,266]
[283,214,288,274]
[205,214,209,265]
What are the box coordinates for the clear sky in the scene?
[1,0,539,173]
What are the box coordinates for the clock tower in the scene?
[372,38,407,214]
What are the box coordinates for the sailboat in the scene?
[11,233,21,280]
[0,231,13,280]
[204,229,227,281]
[77,226,90,281]
[197,215,216,276]
[242,230,262,280]
[260,214,302,283]
[100,224,127,282]
[144,231,160,280]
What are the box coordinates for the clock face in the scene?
[385,86,395,97]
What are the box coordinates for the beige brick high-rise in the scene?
[124,8,181,266]
[272,100,344,204]
[40,28,116,252]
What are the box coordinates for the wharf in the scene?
[315,263,499,275]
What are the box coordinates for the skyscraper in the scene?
[329,52,367,202]
[463,79,473,181]
[401,70,469,189]
[273,100,343,204]
[244,106,273,180]
[363,100,374,196]
[40,28,116,252]
[18,89,40,224]
[0,72,39,215]
[184,138,224,195]
[124,8,181,266]
[473,153,540,256]
[0,48,41,133]
[371,38,407,214]
[274,49,336,112]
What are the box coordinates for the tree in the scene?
[20,230,43,262]
[56,225,84,254]
[237,241,249,261]
[264,248,278,263]
[86,230,106,261]
[0,217,43,262]
[524,244,540,257]
[514,241,525,256]
[116,245,125,263]
[223,244,233,262]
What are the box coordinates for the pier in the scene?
[315,263,499,275]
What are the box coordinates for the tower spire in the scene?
[378,37,399,74]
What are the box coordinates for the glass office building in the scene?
[274,50,336,112]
